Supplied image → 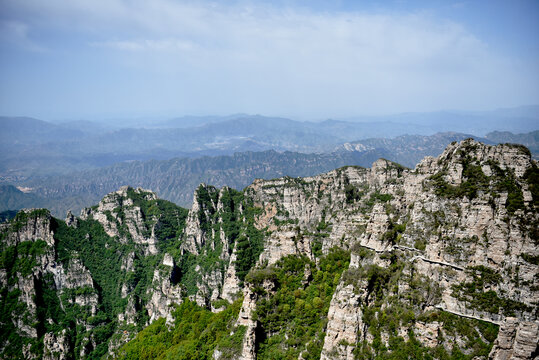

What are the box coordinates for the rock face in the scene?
[43,329,69,360]
[235,288,258,360]
[1,140,537,359]
[178,184,253,307]
[320,283,364,360]
[489,318,539,360]
[232,139,538,359]
[146,254,183,324]
[0,210,55,342]
[0,183,257,359]
[0,209,101,358]
[80,186,159,255]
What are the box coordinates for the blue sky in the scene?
[0,0,538,120]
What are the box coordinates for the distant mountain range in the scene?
[6,150,384,216]
[2,130,537,217]
[485,130,539,155]
[1,106,537,216]
[340,105,539,135]
[1,106,538,179]
[337,130,539,165]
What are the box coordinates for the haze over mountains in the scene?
[1,105,538,216]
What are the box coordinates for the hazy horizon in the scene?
[3,103,539,127]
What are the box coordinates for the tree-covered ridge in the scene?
[248,249,350,359]
[117,298,245,360]
[177,184,264,296]
[115,250,351,360]
[0,183,271,359]
[0,241,50,357]
[0,190,192,359]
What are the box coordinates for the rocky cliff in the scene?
[0,139,537,359]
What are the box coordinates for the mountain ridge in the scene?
[0,139,537,359]
[2,131,537,217]
[2,107,538,178]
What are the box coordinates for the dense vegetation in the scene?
[247,248,350,359]
[54,189,190,321]
[117,298,245,360]
[50,214,182,357]
[0,239,49,357]
[0,184,268,359]
[0,192,191,359]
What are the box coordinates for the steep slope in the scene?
[0,190,188,359]
[228,140,537,360]
[0,183,265,359]
[1,139,537,359]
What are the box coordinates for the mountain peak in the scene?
[435,138,533,178]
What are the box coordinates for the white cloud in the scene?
[1,0,536,117]
[0,20,45,51]
[92,39,196,52]
[1,1,488,61]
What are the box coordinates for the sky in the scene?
[0,0,538,121]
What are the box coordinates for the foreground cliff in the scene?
[0,139,537,359]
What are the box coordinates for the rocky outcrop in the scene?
[239,140,538,359]
[180,185,248,307]
[65,210,78,228]
[43,329,69,360]
[221,247,241,303]
[5,209,55,247]
[146,254,183,324]
[320,283,364,360]
[182,185,217,255]
[0,210,102,358]
[80,186,159,255]
[489,318,539,360]
[235,288,258,360]
[0,210,56,339]
[63,257,99,317]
